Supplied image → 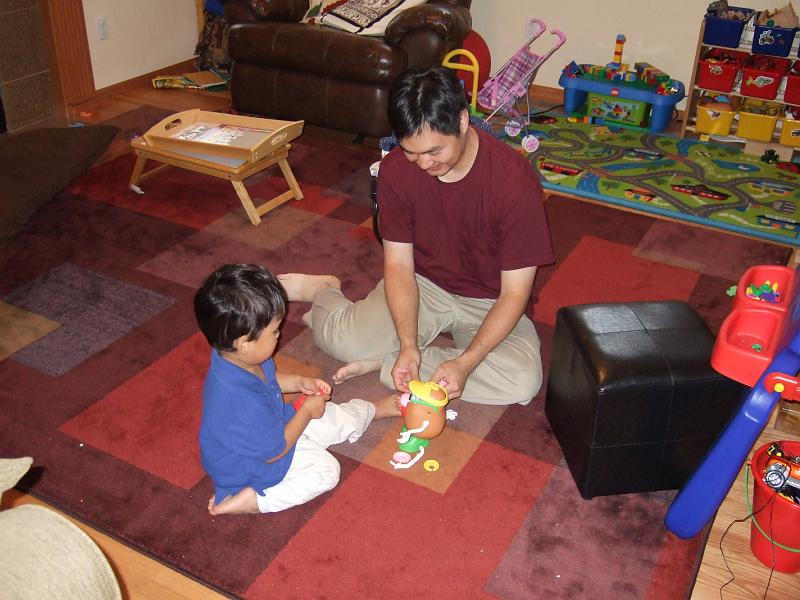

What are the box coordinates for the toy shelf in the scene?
[680,18,799,157]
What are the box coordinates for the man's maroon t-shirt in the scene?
[377,127,555,303]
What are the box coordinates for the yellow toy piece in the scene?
[408,380,449,407]
[423,459,440,472]
[441,48,482,116]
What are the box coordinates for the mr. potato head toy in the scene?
[390,380,450,470]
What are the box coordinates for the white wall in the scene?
[82,0,198,90]
[470,0,784,106]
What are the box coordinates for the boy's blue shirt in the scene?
[199,351,296,504]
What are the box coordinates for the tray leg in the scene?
[278,158,303,200]
[231,180,262,226]
[128,154,148,193]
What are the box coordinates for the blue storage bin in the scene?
[703,7,754,47]
[752,13,798,57]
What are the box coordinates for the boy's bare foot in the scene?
[278,273,341,303]
[208,487,259,515]
[333,358,382,384]
[373,393,402,419]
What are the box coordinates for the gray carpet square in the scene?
[2,263,173,376]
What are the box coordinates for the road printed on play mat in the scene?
[504,115,800,246]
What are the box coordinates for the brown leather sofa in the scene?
[225,0,472,137]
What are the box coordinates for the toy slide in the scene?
[665,265,800,539]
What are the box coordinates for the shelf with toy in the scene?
[681,15,800,158]
[686,95,798,147]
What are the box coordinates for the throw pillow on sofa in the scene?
[321,0,426,35]
[302,0,348,23]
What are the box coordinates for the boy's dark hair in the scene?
[194,263,286,353]
[388,65,469,141]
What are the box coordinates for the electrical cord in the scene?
[718,464,779,599]
[527,104,564,117]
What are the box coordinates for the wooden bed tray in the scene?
[129,109,304,225]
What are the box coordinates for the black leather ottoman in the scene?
[545,301,744,499]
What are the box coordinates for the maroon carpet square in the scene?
[137,229,279,289]
[634,220,791,281]
[536,235,700,327]
[59,332,208,489]
[67,154,242,229]
[2,263,173,376]
[486,466,673,599]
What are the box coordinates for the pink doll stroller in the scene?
[477,18,566,148]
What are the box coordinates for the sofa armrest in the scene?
[384,3,471,47]
[225,0,308,24]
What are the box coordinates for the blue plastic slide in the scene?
[665,290,800,539]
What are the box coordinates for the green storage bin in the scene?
[587,92,650,126]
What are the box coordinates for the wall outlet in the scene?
[96,16,109,41]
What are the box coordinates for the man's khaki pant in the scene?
[308,274,543,405]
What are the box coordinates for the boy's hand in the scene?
[300,377,331,396]
[300,392,329,419]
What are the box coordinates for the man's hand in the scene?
[392,347,421,393]
[431,357,473,400]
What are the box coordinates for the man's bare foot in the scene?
[208,487,259,515]
[278,273,341,303]
[333,358,382,384]
[373,393,403,419]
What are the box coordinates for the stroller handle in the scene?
[528,17,546,41]
[551,29,567,49]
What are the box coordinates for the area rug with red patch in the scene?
[0,121,790,598]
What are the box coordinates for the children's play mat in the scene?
[506,115,800,247]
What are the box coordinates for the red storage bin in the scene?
[697,48,748,92]
[740,54,790,99]
[785,61,800,106]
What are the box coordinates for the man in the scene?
[280,65,554,405]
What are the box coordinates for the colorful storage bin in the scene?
[785,61,800,106]
[703,7,754,47]
[780,106,800,147]
[586,93,650,127]
[752,13,798,57]
[697,48,748,92]
[737,99,782,141]
[754,30,799,57]
[740,55,791,99]
[695,94,739,135]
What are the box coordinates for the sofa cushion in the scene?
[229,22,408,83]
[321,0,426,35]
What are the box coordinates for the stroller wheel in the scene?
[504,121,522,137]
[521,135,540,153]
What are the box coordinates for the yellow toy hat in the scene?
[408,380,449,407]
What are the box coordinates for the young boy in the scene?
[194,263,399,515]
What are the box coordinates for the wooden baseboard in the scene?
[530,84,564,107]
[71,59,199,105]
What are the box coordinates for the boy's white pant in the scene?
[256,398,375,513]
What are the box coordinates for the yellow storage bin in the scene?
[780,118,800,147]
[695,95,738,135]
[737,99,781,142]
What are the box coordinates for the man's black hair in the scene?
[388,65,469,141]
[194,263,286,353]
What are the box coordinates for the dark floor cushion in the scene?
[0,125,118,248]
